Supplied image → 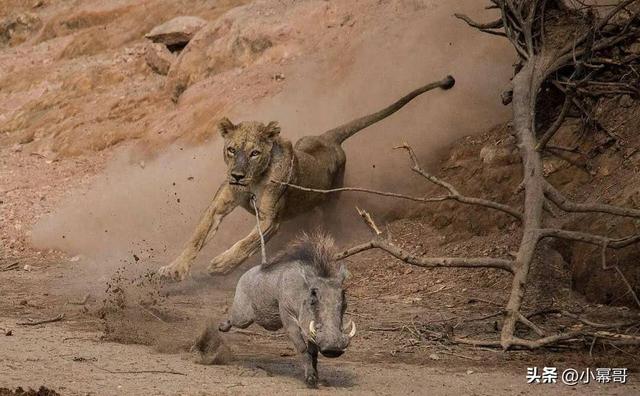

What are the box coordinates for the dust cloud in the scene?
[31,1,515,281]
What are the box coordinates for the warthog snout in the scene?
[310,319,356,358]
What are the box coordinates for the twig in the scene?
[560,310,639,329]
[545,182,640,218]
[68,294,90,305]
[232,329,285,338]
[1,262,19,272]
[613,265,640,309]
[424,285,453,295]
[137,303,166,323]
[250,194,268,265]
[536,93,573,151]
[89,363,186,376]
[356,207,382,235]
[336,238,515,273]
[368,326,403,332]
[395,143,522,221]
[439,350,482,361]
[271,180,521,220]
[518,313,546,337]
[17,313,64,326]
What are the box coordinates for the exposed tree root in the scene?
[278,0,640,350]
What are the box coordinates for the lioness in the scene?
[158,75,455,280]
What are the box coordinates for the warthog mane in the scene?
[264,231,338,278]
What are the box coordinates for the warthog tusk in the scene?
[345,320,356,338]
[309,321,317,337]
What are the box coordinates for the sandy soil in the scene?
[1,251,638,395]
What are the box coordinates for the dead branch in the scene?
[613,265,640,309]
[453,14,507,37]
[540,228,640,249]
[17,313,64,326]
[438,350,482,361]
[137,303,166,323]
[560,310,640,329]
[337,239,515,273]
[89,363,186,376]
[517,313,546,337]
[356,207,382,235]
[336,209,515,273]
[271,178,522,221]
[1,262,19,272]
[536,93,573,151]
[395,143,523,220]
[67,294,91,306]
[232,329,285,338]
[545,182,640,218]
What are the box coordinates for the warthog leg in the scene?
[219,283,255,332]
[302,343,319,388]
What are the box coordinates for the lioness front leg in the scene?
[158,184,237,280]
[207,218,279,275]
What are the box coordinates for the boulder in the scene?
[145,42,176,75]
[0,12,42,47]
[479,144,518,166]
[145,16,207,47]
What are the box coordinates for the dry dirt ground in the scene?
[2,133,640,395]
[2,0,640,395]
[0,245,638,396]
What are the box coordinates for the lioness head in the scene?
[217,117,281,189]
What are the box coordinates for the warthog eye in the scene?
[227,147,236,156]
[250,150,261,158]
[310,288,318,305]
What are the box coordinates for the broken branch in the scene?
[338,237,515,273]
[17,313,64,326]
[545,182,640,218]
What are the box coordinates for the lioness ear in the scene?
[262,121,281,140]
[218,117,236,138]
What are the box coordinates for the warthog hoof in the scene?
[305,372,318,388]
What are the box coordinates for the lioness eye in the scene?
[227,147,236,156]
[250,150,261,158]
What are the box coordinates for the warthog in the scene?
[218,232,356,388]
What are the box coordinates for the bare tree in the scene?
[274,0,640,349]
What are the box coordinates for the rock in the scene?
[166,7,282,100]
[144,42,176,75]
[0,12,42,47]
[479,144,518,166]
[428,353,440,360]
[628,41,640,54]
[619,94,634,108]
[145,16,207,46]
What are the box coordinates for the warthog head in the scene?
[267,231,357,358]
[298,271,356,358]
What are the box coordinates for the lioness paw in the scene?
[157,264,188,281]
[207,255,240,276]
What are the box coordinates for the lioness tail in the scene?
[322,75,455,144]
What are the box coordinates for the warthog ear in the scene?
[218,117,236,138]
[338,264,350,284]
[262,121,281,140]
